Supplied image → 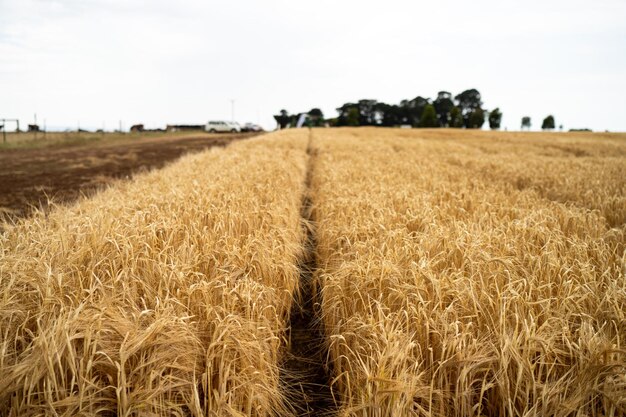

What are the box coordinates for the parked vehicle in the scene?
[242,123,263,132]
[205,121,241,133]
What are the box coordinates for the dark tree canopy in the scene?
[488,108,502,130]
[399,96,430,126]
[419,104,438,128]
[357,99,378,125]
[346,107,359,126]
[542,115,556,130]
[336,103,358,126]
[468,108,485,129]
[374,102,403,127]
[521,116,531,130]
[275,88,503,130]
[433,91,454,127]
[308,108,323,118]
[454,89,482,114]
[454,89,485,128]
[449,107,464,128]
[307,108,325,127]
[337,101,380,126]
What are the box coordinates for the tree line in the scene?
[275,89,567,131]
[275,89,503,129]
[521,115,562,131]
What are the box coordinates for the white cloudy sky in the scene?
[1,0,625,131]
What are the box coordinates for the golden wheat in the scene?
[2,126,625,416]
[311,128,626,416]
[0,130,309,416]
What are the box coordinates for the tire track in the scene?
[281,129,336,416]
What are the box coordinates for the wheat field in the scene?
[1,127,625,416]
[0,130,308,416]
[311,128,626,416]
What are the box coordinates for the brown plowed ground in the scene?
[0,133,257,219]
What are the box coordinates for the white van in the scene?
[205,121,241,133]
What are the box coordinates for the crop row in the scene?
[0,131,308,416]
[310,129,625,416]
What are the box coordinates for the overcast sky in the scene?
[1,0,625,131]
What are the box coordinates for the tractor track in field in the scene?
[281,130,337,416]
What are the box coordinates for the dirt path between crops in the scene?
[282,131,337,415]
[0,133,257,219]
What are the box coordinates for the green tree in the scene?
[488,108,502,130]
[307,108,325,127]
[454,88,482,126]
[357,99,378,125]
[454,88,482,109]
[433,91,454,127]
[374,102,402,126]
[419,104,438,127]
[521,116,531,130]
[308,108,323,118]
[401,96,430,126]
[449,107,464,128]
[468,108,485,129]
[346,107,359,126]
[336,103,358,126]
[542,115,555,130]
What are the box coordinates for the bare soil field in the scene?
[0,132,256,217]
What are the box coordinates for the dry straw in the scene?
[0,130,309,416]
[2,126,625,416]
[311,128,626,417]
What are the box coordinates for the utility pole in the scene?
[34,113,37,140]
[44,118,47,140]
[231,99,235,122]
